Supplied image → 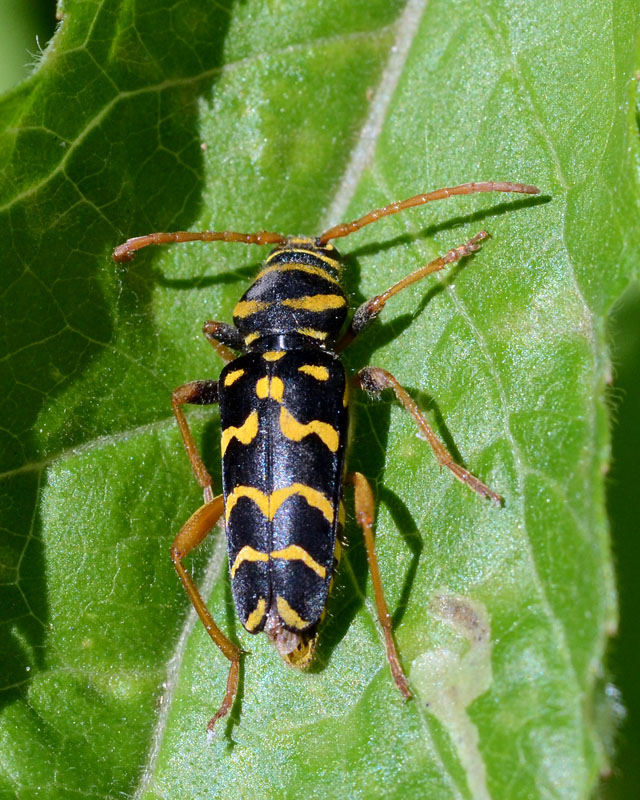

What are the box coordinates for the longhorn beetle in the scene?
[114,180,539,733]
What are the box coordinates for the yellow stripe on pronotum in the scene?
[295,328,328,340]
[265,247,341,273]
[255,262,341,287]
[282,294,346,312]
[233,299,272,318]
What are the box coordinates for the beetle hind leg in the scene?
[171,494,244,734]
[348,472,412,699]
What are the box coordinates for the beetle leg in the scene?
[171,494,243,734]
[337,231,489,351]
[355,367,502,505]
[202,320,244,363]
[172,380,219,503]
[347,472,412,700]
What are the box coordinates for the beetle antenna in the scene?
[113,229,287,263]
[318,181,540,245]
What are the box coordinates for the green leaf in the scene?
[1,1,637,798]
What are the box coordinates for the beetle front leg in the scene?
[203,320,244,364]
[348,472,412,700]
[171,494,244,734]
[355,367,502,504]
[337,231,489,351]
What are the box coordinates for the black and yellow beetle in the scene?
[114,180,539,733]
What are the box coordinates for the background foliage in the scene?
[1,1,639,798]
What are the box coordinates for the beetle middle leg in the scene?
[173,323,242,499]
[355,367,501,504]
[172,379,219,502]
[171,494,244,733]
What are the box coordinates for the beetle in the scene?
[114,180,539,733]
